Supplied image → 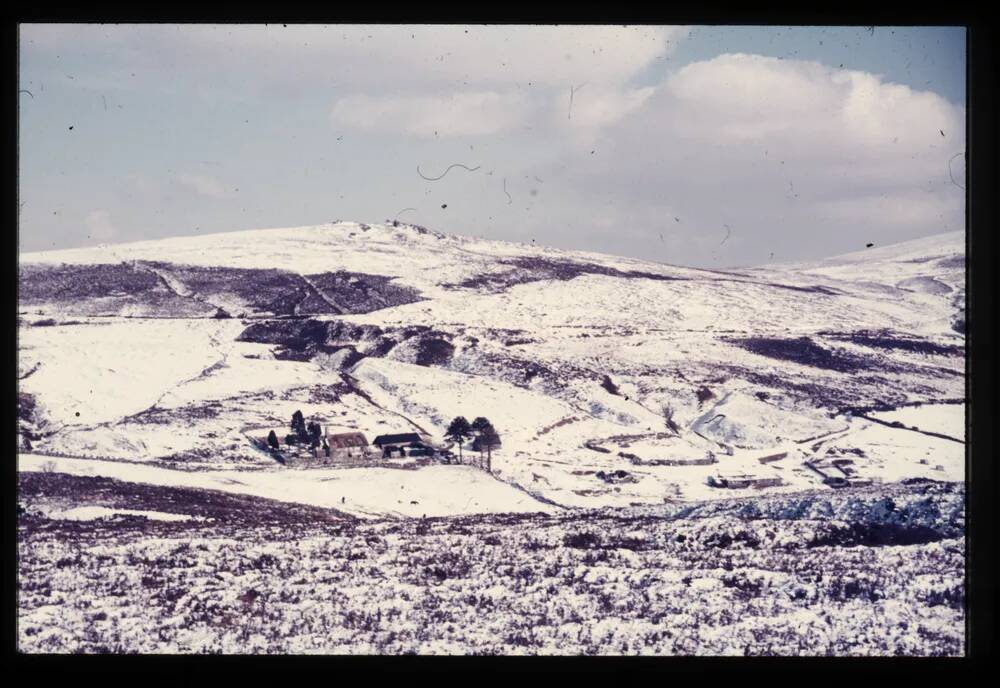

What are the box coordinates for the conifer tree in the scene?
[445,416,472,462]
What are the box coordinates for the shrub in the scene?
[601,375,621,396]
[661,404,680,433]
[564,532,601,549]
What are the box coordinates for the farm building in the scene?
[707,473,783,489]
[804,459,874,488]
[325,431,370,459]
[373,432,435,458]
[249,425,374,466]
[402,442,435,457]
[757,451,788,464]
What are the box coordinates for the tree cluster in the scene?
[445,416,502,468]
[269,410,328,456]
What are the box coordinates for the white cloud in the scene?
[176,173,227,199]
[324,25,687,138]
[20,26,963,267]
[177,24,687,89]
[655,54,961,160]
[331,83,662,139]
[84,210,116,242]
[331,90,535,138]
[21,24,686,95]
[524,53,965,265]
[562,85,656,130]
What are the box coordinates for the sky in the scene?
[17,24,966,268]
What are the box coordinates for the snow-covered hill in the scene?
[17,222,965,513]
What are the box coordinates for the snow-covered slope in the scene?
[17,223,965,513]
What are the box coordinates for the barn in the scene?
[373,432,431,458]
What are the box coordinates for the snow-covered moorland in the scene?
[17,222,965,510]
[18,472,964,655]
[16,222,966,655]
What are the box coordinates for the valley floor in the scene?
[17,472,964,656]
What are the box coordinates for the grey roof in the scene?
[373,432,423,446]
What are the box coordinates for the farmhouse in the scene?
[325,431,369,459]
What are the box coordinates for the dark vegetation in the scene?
[124,401,226,426]
[237,318,457,369]
[450,256,840,297]
[18,262,422,318]
[237,319,384,359]
[18,472,353,526]
[17,474,963,655]
[19,263,161,301]
[157,265,313,316]
[660,404,680,434]
[17,392,41,450]
[451,256,688,292]
[759,283,841,296]
[261,410,334,461]
[384,221,444,238]
[17,392,36,423]
[304,271,423,314]
[30,318,83,327]
[446,416,501,464]
[445,417,472,461]
[729,336,884,374]
[470,417,501,452]
[415,337,455,367]
[713,360,950,414]
[820,330,963,357]
[239,317,588,392]
[18,263,210,316]
[595,470,638,485]
[807,522,946,548]
[600,375,621,396]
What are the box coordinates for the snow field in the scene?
[18,454,557,519]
